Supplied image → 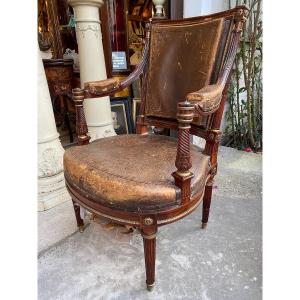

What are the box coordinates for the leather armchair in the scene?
[64,6,249,292]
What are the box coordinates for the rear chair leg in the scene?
[202,180,213,229]
[72,200,84,233]
[141,218,157,291]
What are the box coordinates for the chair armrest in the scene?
[83,23,151,98]
[84,78,121,94]
[186,83,223,116]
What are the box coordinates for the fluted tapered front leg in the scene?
[141,216,157,291]
[201,179,213,229]
[72,200,84,233]
[143,235,156,291]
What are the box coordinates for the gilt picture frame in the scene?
[132,98,141,132]
[110,97,133,134]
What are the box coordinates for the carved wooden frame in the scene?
[67,5,249,292]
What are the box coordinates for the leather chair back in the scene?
[142,12,238,129]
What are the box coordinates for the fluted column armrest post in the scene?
[172,101,195,205]
[72,88,90,145]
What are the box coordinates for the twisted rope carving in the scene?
[175,102,194,175]
[76,105,88,137]
[175,129,191,172]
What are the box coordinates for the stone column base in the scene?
[38,173,71,211]
[88,123,116,141]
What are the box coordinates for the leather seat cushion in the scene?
[64,134,210,211]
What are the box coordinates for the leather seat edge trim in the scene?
[66,150,182,188]
[65,173,180,211]
[66,178,205,226]
[157,193,203,225]
[72,194,140,225]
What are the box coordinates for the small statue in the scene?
[152,0,166,18]
[63,48,80,70]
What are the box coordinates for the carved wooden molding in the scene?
[207,129,222,143]
[233,7,248,32]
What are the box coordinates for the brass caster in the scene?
[201,222,207,229]
[146,283,155,292]
[78,225,84,233]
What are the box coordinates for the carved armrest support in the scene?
[72,88,90,146]
[186,84,223,116]
[172,101,195,205]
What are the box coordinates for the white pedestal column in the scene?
[68,0,116,140]
[38,50,70,211]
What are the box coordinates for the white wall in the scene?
[183,0,228,18]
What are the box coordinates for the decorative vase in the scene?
[152,0,166,18]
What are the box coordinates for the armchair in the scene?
[64,6,248,291]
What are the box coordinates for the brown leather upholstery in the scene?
[84,78,120,93]
[144,18,223,123]
[64,135,210,212]
[187,83,223,115]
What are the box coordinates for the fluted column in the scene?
[38,50,70,211]
[68,0,116,140]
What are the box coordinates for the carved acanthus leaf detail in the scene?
[76,24,100,38]
[38,148,63,178]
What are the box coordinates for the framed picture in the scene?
[108,1,130,73]
[132,98,141,131]
[132,78,141,98]
[110,97,133,134]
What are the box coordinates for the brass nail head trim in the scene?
[144,217,154,226]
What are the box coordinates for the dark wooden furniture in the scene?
[64,6,248,291]
[43,59,74,143]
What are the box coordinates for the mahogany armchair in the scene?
[64,6,248,291]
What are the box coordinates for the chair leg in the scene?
[63,96,74,143]
[201,180,213,229]
[141,226,157,291]
[72,200,84,233]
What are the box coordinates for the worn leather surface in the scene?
[84,78,120,93]
[187,83,223,115]
[210,18,233,84]
[64,135,210,211]
[145,18,223,122]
